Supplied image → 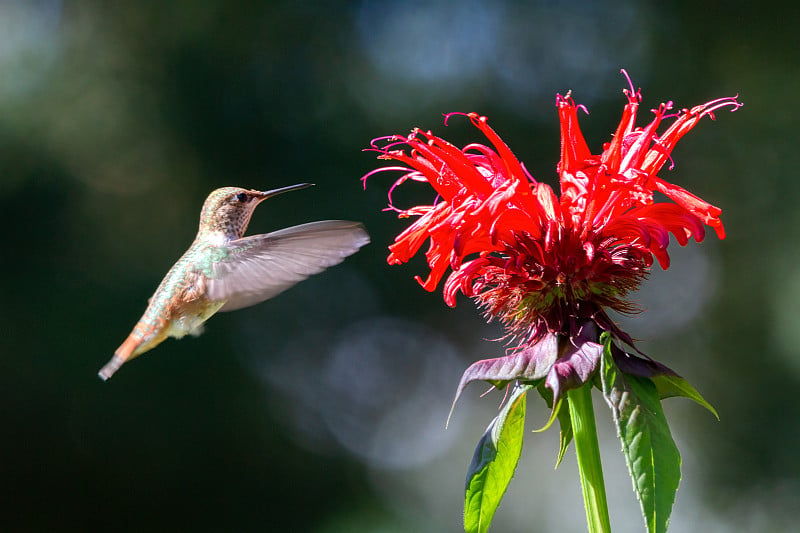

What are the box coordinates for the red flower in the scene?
[364,73,741,348]
[365,76,737,532]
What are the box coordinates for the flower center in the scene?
[471,228,649,342]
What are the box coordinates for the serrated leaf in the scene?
[651,374,719,420]
[601,340,681,533]
[464,383,530,533]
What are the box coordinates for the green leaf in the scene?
[554,396,573,469]
[532,396,561,433]
[600,340,681,533]
[464,383,530,533]
[651,374,719,420]
[602,330,719,421]
[536,382,573,468]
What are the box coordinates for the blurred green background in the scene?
[1,1,797,531]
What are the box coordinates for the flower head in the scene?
[364,72,739,532]
[364,73,741,351]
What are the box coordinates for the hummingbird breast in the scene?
[129,243,227,355]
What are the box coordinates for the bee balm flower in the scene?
[364,72,741,400]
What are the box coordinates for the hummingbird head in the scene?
[198,183,314,241]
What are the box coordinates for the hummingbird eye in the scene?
[234,192,249,203]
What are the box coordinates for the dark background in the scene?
[1,1,797,531]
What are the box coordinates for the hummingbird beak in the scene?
[258,183,315,200]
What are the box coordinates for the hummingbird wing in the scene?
[207,220,369,312]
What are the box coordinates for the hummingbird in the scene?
[98,183,369,380]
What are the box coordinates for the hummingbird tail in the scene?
[98,334,141,381]
[98,355,125,381]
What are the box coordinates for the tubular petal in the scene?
[363,77,738,343]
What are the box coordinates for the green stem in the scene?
[568,384,612,533]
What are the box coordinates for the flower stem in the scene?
[568,384,612,533]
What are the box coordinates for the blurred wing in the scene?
[207,220,369,311]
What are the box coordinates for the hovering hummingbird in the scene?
[98,183,369,380]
